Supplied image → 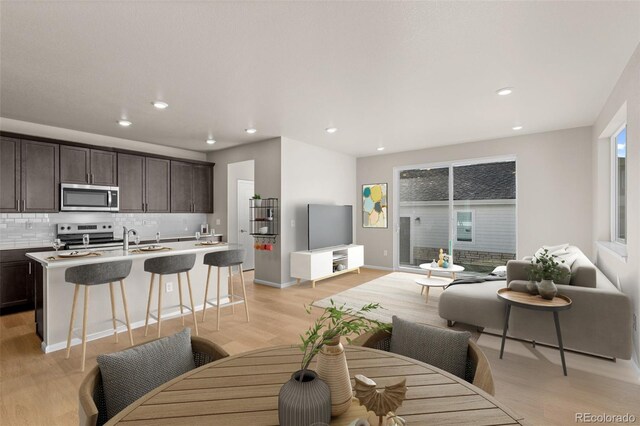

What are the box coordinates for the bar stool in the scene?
[65,260,134,371]
[143,254,199,338]
[202,249,250,330]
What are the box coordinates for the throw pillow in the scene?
[97,328,196,419]
[534,243,569,259]
[390,316,470,380]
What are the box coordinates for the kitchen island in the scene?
[27,241,238,353]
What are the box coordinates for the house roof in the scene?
[400,162,516,201]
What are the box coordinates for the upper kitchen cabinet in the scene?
[145,157,170,213]
[21,140,59,212]
[193,164,213,213]
[1,137,59,213]
[170,161,213,213]
[117,153,145,212]
[118,154,170,213]
[0,137,20,212]
[60,145,117,186]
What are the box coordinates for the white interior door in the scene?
[237,179,255,270]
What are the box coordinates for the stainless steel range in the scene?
[56,222,123,250]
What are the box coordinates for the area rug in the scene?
[312,271,481,340]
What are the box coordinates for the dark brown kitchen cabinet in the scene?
[117,153,145,212]
[60,145,117,186]
[0,138,59,213]
[170,161,213,213]
[0,137,20,212]
[193,164,213,213]
[170,161,195,213]
[0,248,48,316]
[146,157,170,213]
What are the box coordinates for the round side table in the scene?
[414,277,450,303]
[419,263,465,280]
[497,288,572,376]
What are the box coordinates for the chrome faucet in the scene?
[123,226,138,251]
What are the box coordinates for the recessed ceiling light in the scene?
[512,125,523,131]
[377,147,385,151]
[152,101,169,109]
[245,128,257,134]
[117,119,132,127]
[496,87,513,96]
[325,127,338,134]
[206,138,216,145]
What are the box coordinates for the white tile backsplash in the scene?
[0,212,208,248]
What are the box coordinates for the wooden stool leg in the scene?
[425,286,430,303]
[108,282,118,343]
[144,273,155,336]
[157,275,164,338]
[216,267,221,331]
[229,266,235,314]
[177,273,185,326]
[119,280,134,346]
[66,284,80,359]
[186,271,199,336]
[81,286,90,372]
[240,265,249,323]
[202,266,212,322]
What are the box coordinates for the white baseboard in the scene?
[363,264,394,271]
[253,278,298,288]
[43,298,230,353]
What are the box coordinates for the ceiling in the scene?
[1,1,639,157]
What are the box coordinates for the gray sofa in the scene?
[438,246,633,359]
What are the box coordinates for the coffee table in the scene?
[419,262,465,280]
[414,277,450,303]
[497,288,573,376]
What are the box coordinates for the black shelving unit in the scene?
[249,198,279,244]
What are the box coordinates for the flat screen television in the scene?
[308,204,353,250]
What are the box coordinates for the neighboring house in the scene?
[399,161,516,272]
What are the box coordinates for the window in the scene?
[612,125,627,244]
[456,211,474,242]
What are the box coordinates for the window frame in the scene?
[611,123,627,245]
[455,209,475,244]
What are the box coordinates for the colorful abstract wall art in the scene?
[362,183,388,228]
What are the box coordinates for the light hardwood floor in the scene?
[1,268,638,425]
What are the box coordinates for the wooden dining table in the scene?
[106,345,525,425]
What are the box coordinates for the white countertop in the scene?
[26,241,238,269]
[1,234,224,251]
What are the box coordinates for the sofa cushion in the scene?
[390,316,470,379]
[535,244,569,258]
[569,250,597,288]
[97,328,196,419]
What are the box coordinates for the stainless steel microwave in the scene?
[60,184,119,212]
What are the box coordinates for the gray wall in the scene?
[357,126,593,268]
[207,138,282,285]
[592,43,640,366]
[280,137,357,283]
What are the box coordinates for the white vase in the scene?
[537,279,557,300]
[316,336,352,417]
[254,199,262,207]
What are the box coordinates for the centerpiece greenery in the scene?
[298,300,389,380]
[527,248,569,282]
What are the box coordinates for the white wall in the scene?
[0,117,206,161]
[227,160,255,244]
[357,126,593,268]
[280,137,357,284]
[592,43,640,366]
[207,138,282,285]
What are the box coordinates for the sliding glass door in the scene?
[396,158,516,274]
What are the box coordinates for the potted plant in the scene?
[278,301,389,424]
[252,193,262,207]
[525,262,540,295]
[528,249,569,299]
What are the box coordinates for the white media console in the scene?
[290,245,364,288]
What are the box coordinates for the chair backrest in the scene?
[78,336,229,426]
[144,253,196,275]
[203,249,245,267]
[66,260,132,286]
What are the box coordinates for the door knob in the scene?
[240,229,246,233]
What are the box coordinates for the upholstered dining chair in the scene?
[78,334,229,426]
[352,319,495,396]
